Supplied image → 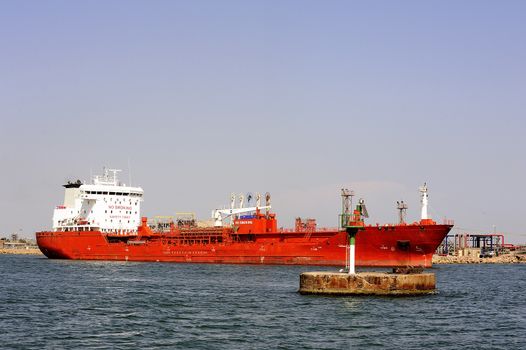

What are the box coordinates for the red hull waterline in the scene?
[36,221,452,268]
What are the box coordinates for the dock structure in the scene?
[436,233,508,257]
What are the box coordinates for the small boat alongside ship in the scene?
[36,169,453,267]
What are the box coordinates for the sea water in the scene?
[0,254,525,349]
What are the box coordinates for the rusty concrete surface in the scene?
[299,271,436,296]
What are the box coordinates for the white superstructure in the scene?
[53,168,143,234]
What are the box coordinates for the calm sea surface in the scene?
[0,254,525,349]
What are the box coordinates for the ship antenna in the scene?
[358,198,369,218]
[265,192,271,217]
[340,188,354,227]
[230,193,236,225]
[419,182,429,220]
[397,200,408,224]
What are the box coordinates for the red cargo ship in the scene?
[36,169,453,267]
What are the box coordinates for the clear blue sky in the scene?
[1,0,525,242]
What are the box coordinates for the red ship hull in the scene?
[36,222,452,267]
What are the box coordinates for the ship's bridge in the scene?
[52,169,144,234]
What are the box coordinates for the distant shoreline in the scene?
[432,253,526,264]
[0,248,42,255]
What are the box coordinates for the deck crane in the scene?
[212,206,271,227]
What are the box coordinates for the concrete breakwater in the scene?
[299,271,436,296]
[433,253,526,264]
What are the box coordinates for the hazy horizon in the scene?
[1,1,525,243]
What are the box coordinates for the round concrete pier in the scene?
[299,271,436,296]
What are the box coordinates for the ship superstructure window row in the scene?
[81,190,142,197]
